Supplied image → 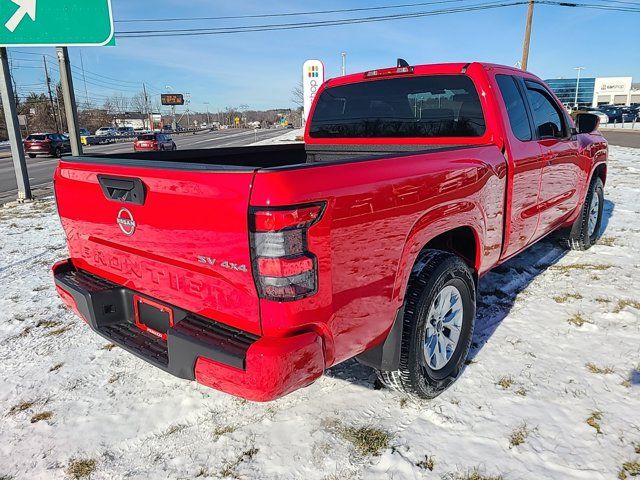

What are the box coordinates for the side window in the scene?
[525,83,566,139]
[496,75,532,141]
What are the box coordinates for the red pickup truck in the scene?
[52,62,607,401]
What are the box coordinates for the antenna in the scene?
[397,58,410,68]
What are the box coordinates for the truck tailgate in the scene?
[54,159,261,335]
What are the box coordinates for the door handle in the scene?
[98,175,146,205]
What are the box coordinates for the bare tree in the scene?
[130,91,148,114]
[291,80,304,108]
[108,93,130,114]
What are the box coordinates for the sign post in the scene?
[302,59,324,123]
[0,0,114,201]
[56,47,81,156]
[0,46,30,200]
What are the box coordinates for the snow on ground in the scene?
[0,147,639,480]
[251,128,303,145]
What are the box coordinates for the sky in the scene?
[5,0,640,114]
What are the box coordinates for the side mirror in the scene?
[576,113,599,134]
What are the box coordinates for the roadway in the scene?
[1,128,638,203]
[0,128,289,202]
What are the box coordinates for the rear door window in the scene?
[309,74,486,138]
[525,82,567,139]
[496,75,532,141]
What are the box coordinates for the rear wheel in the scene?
[377,250,476,399]
[52,147,62,158]
[562,176,604,250]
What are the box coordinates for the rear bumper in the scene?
[52,259,325,401]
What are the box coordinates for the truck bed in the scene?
[79,142,474,170]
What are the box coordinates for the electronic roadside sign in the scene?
[161,94,185,106]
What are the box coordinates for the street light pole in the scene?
[520,0,535,71]
[341,52,346,76]
[574,66,585,109]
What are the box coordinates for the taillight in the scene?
[250,202,325,301]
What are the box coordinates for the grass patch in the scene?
[586,363,615,374]
[553,293,583,303]
[508,423,529,448]
[220,447,258,478]
[552,263,612,274]
[496,376,514,389]
[101,344,117,351]
[595,297,612,304]
[49,363,64,372]
[416,455,435,471]
[586,411,603,434]
[30,411,53,423]
[46,325,71,337]
[515,387,527,397]
[635,443,640,454]
[568,313,592,327]
[213,425,235,439]
[619,461,640,479]
[339,425,392,456]
[613,299,640,314]
[66,459,96,479]
[7,400,35,416]
[598,236,616,246]
[443,468,504,480]
[36,319,63,329]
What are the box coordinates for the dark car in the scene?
[23,133,71,158]
[133,133,176,152]
[598,106,636,123]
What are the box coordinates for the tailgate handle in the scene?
[98,175,146,205]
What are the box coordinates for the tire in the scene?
[377,250,476,399]
[28,153,36,158]
[563,176,604,250]
[52,147,61,158]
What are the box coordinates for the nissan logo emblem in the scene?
[116,208,136,236]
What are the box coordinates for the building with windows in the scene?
[545,76,635,107]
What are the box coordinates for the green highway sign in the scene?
[0,0,114,46]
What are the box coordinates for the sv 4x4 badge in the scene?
[197,256,247,272]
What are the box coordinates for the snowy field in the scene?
[0,146,639,480]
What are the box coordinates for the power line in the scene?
[116,1,529,37]
[114,0,471,23]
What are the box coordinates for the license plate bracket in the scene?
[133,295,174,341]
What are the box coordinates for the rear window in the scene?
[138,134,156,141]
[26,134,47,141]
[308,74,485,138]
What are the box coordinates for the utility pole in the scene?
[520,0,535,71]
[56,47,82,156]
[142,82,150,129]
[341,52,347,76]
[574,66,585,109]
[79,49,89,107]
[43,55,60,133]
[204,101,211,126]
[0,47,31,200]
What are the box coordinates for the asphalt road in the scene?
[1,128,638,203]
[0,128,289,202]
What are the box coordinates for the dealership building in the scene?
[545,76,640,108]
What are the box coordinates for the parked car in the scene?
[133,133,176,152]
[23,133,71,158]
[598,106,635,123]
[52,62,607,402]
[79,128,91,137]
[95,127,117,136]
[116,126,135,136]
